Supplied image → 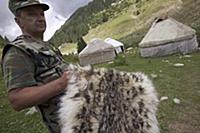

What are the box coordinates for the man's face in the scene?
[16,5,47,36]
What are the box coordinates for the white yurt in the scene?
[104,38,124,54]
[79,39,116,66]
[139,17,198,57]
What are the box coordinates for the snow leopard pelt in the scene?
[58,65,160,133]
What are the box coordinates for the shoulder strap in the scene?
[1,36,36,74]
[2,35,45,60]
[1,35,66,80]
[2,41,32,60]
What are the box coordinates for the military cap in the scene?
[9,0,49,15]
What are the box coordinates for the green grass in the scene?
[0,70,49,133]
[96,49,200,133]
[59,43,77,55]
[1,49,199,133]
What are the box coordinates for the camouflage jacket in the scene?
[2,35,68,133]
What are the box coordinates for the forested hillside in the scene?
[49,0,148,47]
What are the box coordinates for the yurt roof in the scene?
[79,39,114,56]
[105,38,124,47]
[139,18,196,48]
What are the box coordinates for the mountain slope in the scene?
[84,0,185,48]
[49,0,123,46]
[49,0,150,47]
[83,0,200,49]
[52,0,200,50]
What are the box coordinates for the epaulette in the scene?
[1,35,32,60]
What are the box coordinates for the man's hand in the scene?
[55,71,70,89]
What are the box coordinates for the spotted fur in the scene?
[58,65,160,133]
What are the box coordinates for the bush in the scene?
[113,53,127,66]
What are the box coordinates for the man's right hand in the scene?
[56,71,70,89]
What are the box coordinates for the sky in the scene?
[0,0,93,41]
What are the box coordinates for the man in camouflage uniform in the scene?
[2,0,70,132]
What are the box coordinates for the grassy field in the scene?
[0,0,200,132]
[104,50,200,133]
[59,43,77,55]
[1,49,199,133]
